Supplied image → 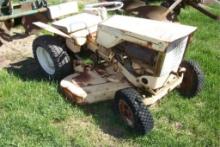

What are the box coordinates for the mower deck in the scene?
[60,65,131,104]
[60,64,184,105]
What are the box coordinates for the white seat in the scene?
[48,1,79,20]
[52,13,102,34]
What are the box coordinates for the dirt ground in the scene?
[0,33,36,68]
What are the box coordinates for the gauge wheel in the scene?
[33,35,73,80]
[177,60,204,98]
[114,87,154,135]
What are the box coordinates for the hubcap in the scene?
[118,99,134,127]
[36,46,55,75]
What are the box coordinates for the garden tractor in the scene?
[32,1,204,134]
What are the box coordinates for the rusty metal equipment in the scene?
[32,1,204,134]
[108,0,220,21]
[160,0,220,21]
[0,0,47,20]
[0,0,48,33]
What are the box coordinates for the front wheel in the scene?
[33,35,73,80]
[177,60,204,98]
[114,88,154,135]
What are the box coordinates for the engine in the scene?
[115,42,158,76]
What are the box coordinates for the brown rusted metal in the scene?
[95,68,107,76]
[87,32,97,42]
[0,21,12,41]
[146,41,153,49]
[177,63,195,94]
[22,11,49,34]
[122,0,146,11]
[188,1,220,21]
[118,99,135,127]
[116,0,220,21]
[72,67,92,87]
[128,5,176,21]
[160,0,220,21]
[62,88,86,104]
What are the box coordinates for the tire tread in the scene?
[115,88,154,134]
[33,35,72,80]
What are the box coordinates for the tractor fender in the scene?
[33,22,71,38]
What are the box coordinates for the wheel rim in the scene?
[180,67,195,93]
[36,46,55,75]
[118,99,135,127]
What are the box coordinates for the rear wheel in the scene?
[114,88,154,134]
[33,35,73,80]
[177,60,204,98]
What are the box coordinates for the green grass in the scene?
[0,5,220,147]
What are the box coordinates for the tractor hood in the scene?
[97,15,197,50]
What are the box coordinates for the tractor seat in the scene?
[52,13,102,34]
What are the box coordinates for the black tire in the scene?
[33,35,73,80]
[114,88,154,135]
[177,60,204,98]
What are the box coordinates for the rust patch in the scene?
[146,41,153,48]
[62,88,86,105]
[87,32,97,42]
[72,67,92,87]
[95,68,106,75]
[22,12,49,34]
[118,99,135,127]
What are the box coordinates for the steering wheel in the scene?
[85,1,124,11]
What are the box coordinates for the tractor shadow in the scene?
[5,58,137,139]
[80,101,136,138]
[5,57,47,81]
[0,28,29,43]
[62,96,140,139]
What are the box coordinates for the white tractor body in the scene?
[33,1,197,105]
[32,1,204,134]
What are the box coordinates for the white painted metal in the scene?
[33,22,71,38]
[97,15,196,50]
[85,1,124,11]
[160,36,188,76]
[138,74,172,89]
[66,38,81,53]
[35,5,196,104]
[97,26,170,52]
[36,46,55,75]
[61,76,88,99]
[118,62,177,89]
[48,1,79,20]
[143,73,184,106]
[84,7,108,20]
[52,13,102,33]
